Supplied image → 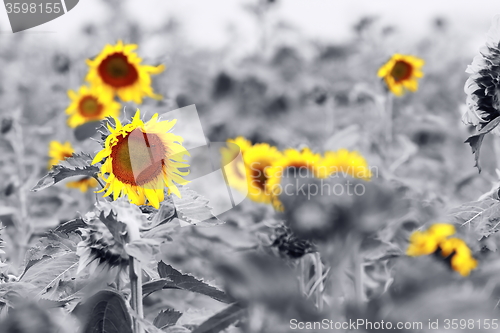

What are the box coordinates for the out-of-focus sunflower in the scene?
[265,148,323,211]
[48,141,74,168]
[92,110,189,209]
[406,223,456,256]
[86,40,165,104]
[48,141,99,192]
[243,143,282,205]
[66,177,99,193]
[439,238,478,277]
[318,149,372,180]
[66,85,121,128]
[378,54,424,96]
[220,137,252,192]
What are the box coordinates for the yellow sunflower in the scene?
[378,54,424,96]
[406,223,456,257]
[92,109,189,209]
[66,85,121,128]
[319,149,371,180]
[48,141,74,168]
[220,137,252,192]
[86,40,165,104]
[439,238,478,277]
[243,143,283,205]
[66,177,99,193]
[265,148,323,211]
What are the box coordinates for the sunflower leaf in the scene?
[31,153,99,192]
[158,261,234,303]
[172,187,222,226]
[79,290,133,333]
[465,116,500,173]
[153,309,183,329]
[191,302,246,333]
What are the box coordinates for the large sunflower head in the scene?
[48,141,74,168]
[242,143,283,205]
[378,54,424,96]
[66,85,121,128]
[265,148,323,211]
[92,110,190,209]
[86,41,165,104]
[463,15,500,129]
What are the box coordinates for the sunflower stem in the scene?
[129,257,143,333]
[352,237,365,307]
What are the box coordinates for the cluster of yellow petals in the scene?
[406,223,478,276]
[222,137,372,211]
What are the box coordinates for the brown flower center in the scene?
[249,161,271,190]
[78,96,103,117]
[110,129,166,186]
[390,60,413,82]
[98,53,139,88]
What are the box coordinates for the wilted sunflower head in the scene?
[92,109,190,209]
[378,54,424,96]
[86,40,165,104]
[463,15,500,129]
[76,214,129,281]
[66,85,121,128]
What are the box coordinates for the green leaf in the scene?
[142,279,169,298]
[153,309,183,329]
[173,187,222,226]
[74,121,101,141]
[31,153,99,192]
[191,303,245,333]
[81,290,133,333]
[20,252,79,298]
[158,261,234,303]
[465,116,500,173]
[124,239,160,264]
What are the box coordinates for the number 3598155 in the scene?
[5,3,61,14]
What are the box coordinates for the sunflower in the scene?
[406,223,456,256]
[66,85,121,128]
[242,143,283,205]
[48,141,74,168]
[66,177,99,193]
[463,15,500,129]
[406,223,477,276]
[220,137,252,192]
[319,149,371,180]
[378,54,424,96]
[92,110,189,209]
[439,238,478,277]
[86,40,165,104]
[265,148,323,210]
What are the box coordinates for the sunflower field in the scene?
[3,1,500,333]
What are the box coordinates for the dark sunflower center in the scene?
[390,60,412,82]
[98,53,139,88]
[110,129,166,186]
[78,96,103,117]
[250,162,271,190]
